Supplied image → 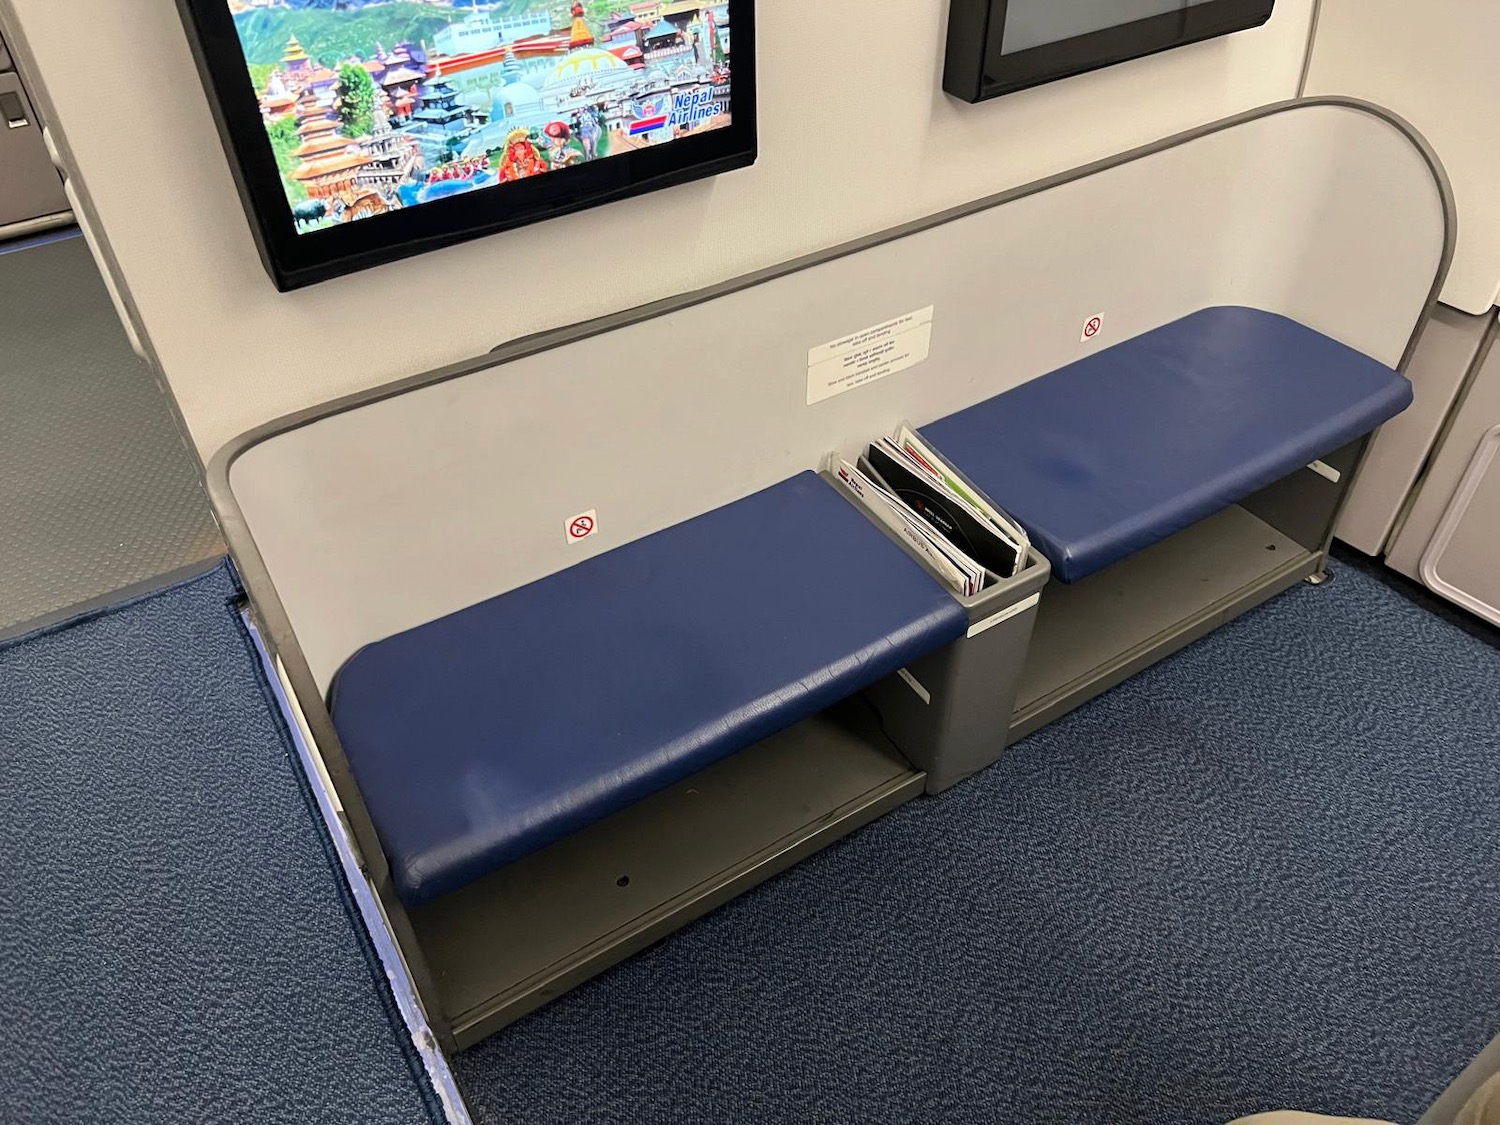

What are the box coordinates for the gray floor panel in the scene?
[0,231,222,637]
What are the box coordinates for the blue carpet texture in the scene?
[454,562,1500,1125]
[0,564,441,1125]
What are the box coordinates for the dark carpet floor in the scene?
[453,562,1500,1125]
[4,556,1496,1124]
[0,565,441,1125]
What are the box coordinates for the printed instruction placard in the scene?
[807,306,934,406]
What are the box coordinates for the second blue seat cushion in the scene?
[921,307,1413,583]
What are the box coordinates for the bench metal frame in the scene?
[204,97,1454,1055]
[1007,436,1372,740]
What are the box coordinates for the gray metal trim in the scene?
[0,556,224,647]
[237,591,450,1049]
[196,95,1456,1049]
[1315,434,1378,578]
[0,208,72,242]
[243,612,473,1124]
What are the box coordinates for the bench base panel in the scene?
[1009,436,1368,740]
[409,699,922,1050]
[1011,503,1319,741]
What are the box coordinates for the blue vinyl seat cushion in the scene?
[330,471,967,908]
[921,307,1413,583]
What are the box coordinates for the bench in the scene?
[331,305,1409,913]
[911,305,1414,738]
[921,307,1414,584]
[325,304,1412,1017]
[211,104,1448,1050]
[330,471,973,908]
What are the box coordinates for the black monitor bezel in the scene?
[944,0,1275,103]
[176,0,757,290]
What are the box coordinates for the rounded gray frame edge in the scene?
[202,94,1457,1049]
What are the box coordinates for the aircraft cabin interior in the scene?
[2,2,1498,1123]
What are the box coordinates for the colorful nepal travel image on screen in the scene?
[229,0,734,231]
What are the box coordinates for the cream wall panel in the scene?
[1,0,1312,458]
[1305,0,1500,315]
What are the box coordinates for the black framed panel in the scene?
[176,1,757,290]
[944,0,1274,103]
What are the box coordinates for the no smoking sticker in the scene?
[1081,313,1104,343]
[567,509,598,545]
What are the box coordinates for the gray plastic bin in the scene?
[820,467,1050,793]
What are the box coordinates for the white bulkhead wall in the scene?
[0,0,1314,458]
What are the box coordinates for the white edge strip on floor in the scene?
[242,609,474,1125]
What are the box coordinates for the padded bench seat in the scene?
[922,306,1413,583]
[330,472,967,908]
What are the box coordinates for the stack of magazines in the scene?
[829,424,1030,596]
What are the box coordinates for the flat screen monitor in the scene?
[177,0,756,289]
[944,0,1274,102]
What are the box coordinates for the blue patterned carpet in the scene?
[0,565,441,1125]
[454,562,1500,1125]
[3,557,1496,1124]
